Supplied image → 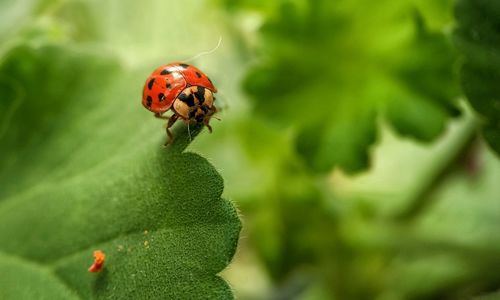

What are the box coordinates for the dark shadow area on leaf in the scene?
[92,268,109,296]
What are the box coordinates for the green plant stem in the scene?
[394,111,480,222]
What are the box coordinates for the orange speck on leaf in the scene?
[88,250,106,273]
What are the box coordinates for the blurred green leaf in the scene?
[232,0,459,173]
[0,0,35,40]
[475,290,500,300]
[0,31,239,300]
[454,0,500,156]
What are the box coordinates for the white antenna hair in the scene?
[182,36,223,63]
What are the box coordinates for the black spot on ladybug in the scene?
[179,63,189,69]
[195,87,205,103]
[196,115,204,123]
[148,78,155,90]
[158,93,165,102]
[200,105,209,113]
[178,92,195,106]
[195,72,202,78]
[160,69,171,75]
[189,110,197,118]
[166,83,172,89]
[146,96,153,107]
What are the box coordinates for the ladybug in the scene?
[142,62,218,145]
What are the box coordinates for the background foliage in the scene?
[1,0,500,299]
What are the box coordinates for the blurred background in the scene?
[1,0,500,299]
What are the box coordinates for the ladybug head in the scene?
[172,86,215,123]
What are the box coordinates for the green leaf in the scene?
[233,0,459,173]
[0,42,240,299]
[474,290,500,300]
[0,0,35,41]
[454,0,500,156]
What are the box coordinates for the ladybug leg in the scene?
[154,112,169,120]
[211,105,221,121]
[203,105,218,133]
[165,114,178,146]
[204,118,213,133]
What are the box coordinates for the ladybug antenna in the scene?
[182,36,222,63]
[187,123,192,142]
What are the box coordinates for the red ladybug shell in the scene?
[142,63,217,113]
